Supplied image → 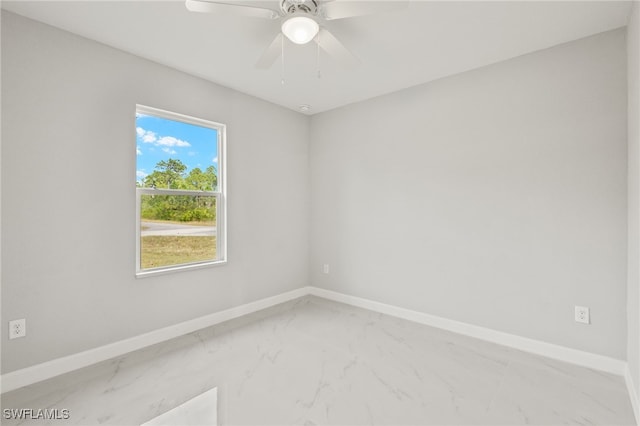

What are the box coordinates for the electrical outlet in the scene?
[323,264,330,274]
[9,319,26,339]
[575,306,590,324]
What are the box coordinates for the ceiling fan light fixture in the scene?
[281,16,319,45]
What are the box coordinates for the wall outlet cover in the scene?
[575,306,590,324]
[9,319,26,339]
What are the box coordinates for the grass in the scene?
[141,235,216,269]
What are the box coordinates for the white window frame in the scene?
[135,105,226,278]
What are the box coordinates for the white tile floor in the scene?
[1,296,636,425]
[140,387,217,426]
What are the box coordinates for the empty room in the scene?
[1,0,639,424]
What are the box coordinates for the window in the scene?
[135,105,226,276]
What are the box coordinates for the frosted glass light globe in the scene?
[281,16,319,45]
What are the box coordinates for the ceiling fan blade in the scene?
[185,0,279,19]
[322,0,408,20]
[316,28,360,69]
[255,33,283,69]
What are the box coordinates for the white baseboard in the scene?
[0,287,309,394]
[308,287,628,376]
[0,285,630,397]
[626,365,640,425]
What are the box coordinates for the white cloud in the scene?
[157,136,190,148]
[136,127,158,144]
[136,127,190,156]
[143,133,157,143]
[162,147,177,155]
[212,156,218,164]
[136,170,148,179]
[137,146,142,155]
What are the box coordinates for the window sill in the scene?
[136,259,227,279]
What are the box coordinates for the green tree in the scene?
[140,159,217,223]
[185,166,217,191]
[144,158,188,189]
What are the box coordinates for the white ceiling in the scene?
[2,0,633,114]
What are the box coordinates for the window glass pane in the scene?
[135,106,225,275]
[136,113,218,190]
[140,194,217,270]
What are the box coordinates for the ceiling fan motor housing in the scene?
[280,0,319,16]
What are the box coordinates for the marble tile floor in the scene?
[140,387,217,426]
[1,296,636,425]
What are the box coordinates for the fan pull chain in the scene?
[281,35,285,85]
[316,32,321,79]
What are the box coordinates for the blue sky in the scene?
[136,113,218,185]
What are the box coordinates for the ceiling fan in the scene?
[185,0,408,69]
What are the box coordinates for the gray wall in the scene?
[310,29,628,359]
[2,11,633,375]
[627,0,640,402]
[1,12,309,373]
